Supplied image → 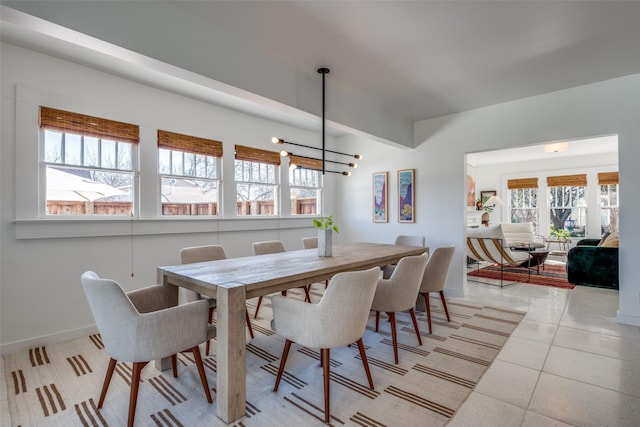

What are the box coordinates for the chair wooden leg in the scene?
[375,311,380,331]
[423,293,433,334]
[440,290,451,322]
[192,346,213,403]
[303,285,311,303]
[356,338,374,389]
[325,280,328,288]
[389,312,399,364]
[245,310,254,339]
[128,361,147,427]
[321,348,331,424]
[206,306,215,355]
[409,308,422,345]
[274,339,292,392]
[98,358,117,408]
[171,354,178,377]
[254,296,263,319]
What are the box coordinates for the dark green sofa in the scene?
[566,238,619,289]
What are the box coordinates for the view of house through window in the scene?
[508,178,538,232]
[43,130,135,215]
[599,172,619,234]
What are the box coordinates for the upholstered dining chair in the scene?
[302,236,329,288]
[252,240,311,318]
[181,245,254,350]
[418,246,455,334]
[371,252,429,364]
[382,235,427,279]
[81,271,213,427]
[271,267,381,423]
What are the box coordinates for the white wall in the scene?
[0,43,341,352]
[338,74,640,326]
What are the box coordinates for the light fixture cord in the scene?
[318,67,330,175]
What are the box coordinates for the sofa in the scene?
[566,233,619,289]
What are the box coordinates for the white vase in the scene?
[318,229,333,257]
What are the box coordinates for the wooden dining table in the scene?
[157,242,427,423]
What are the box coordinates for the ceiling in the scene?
[2,1,639,147]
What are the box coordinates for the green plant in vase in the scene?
[313,215,339,257]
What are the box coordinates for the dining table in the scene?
[157,242,427,423]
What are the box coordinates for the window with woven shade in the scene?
[40,106,139,216]
[598,172,619,234]
[547,174,587,237]
[508,178,538,231]
[288,156,322,215]
[234,145,280,216]
[158,130,223,216]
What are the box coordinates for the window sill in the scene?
[14,217,316,240]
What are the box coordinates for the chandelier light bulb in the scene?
[280,150,290,157]
[272,137,284,144]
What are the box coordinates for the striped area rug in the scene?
[4,287,525,426]
[467,263,575,289]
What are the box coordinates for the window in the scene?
[599,172,619,234]
[548,174,587,237]
[508,178,538,231]
[158,130,222,216]
[234,145,280,216]
[288,155,321,215]
[40,107,138,216]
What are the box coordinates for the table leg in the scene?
[155,272,180,371]
[216,284,247,423]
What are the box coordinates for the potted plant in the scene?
[550,228,571,240]
[476,196,494,226]
[313,215,339,257]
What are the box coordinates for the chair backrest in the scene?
[81,271,139,361]
[317,267,381,347]
[385,252,429,310]
[420,246,455,293]
[180,245,227,303]
[181,245,227,264]
[302,236,318,249]
[253,240,286,255]
[394,235,426,247]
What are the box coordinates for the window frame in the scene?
[289,166,322,216]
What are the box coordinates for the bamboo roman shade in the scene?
[598,172,619,185]
[508,178,538,189]
[158,130,223,157]
[235,145,281,165]
[39,106,139,143]
[289,155,322,171]
[547,174,587,187]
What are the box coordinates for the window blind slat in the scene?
[598,172,619,185]
[547,174,587,187]
[235,145,281,165]
[508,178,538,189]
[289,155,323,171]
[40,106,139,143]
[158,130,223,157]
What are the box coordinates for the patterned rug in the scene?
[467,263,575,289]
[3,287,526,427]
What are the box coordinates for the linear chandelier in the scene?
[272,67,362,176]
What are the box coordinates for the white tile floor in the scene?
[451,273,640,426]
[2,272,639,426]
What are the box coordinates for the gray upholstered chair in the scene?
[371,252,429,364]
[252,240,311,318]
[81,271,213,427]
[382,235,427,279]
[302,236,318,249]
[271,267,380,423]
[181,245,254,351]
[419,246,455,334]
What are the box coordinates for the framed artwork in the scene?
[467,174,476,207]
[398,169,415,223]
[372,172,388,223]
[480,190,496,204]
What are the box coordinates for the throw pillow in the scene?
[601,232,619,248]
[597,231,611,246]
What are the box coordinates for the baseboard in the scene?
[1,324,98,356]
[617,312,640,327]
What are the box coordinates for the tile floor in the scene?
[453,272,640,426]
[2,271,639,426]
